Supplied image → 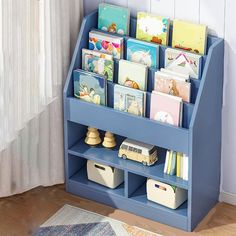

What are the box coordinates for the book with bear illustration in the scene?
[136,12,170,46]
[118,60,148,91]
[154,71,191,102]
[73,70,107,106]
[114,84,146,117]
[82,49,114,81]
[89,30,124,59]
[126,38,159,68]
[172,20,207,55]
[150,91,183,127]
[165,48,202,79]
[98,3,130,36]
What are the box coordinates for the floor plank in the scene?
[0,185,236,235]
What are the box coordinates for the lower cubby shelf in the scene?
[67,159,188,230]
[68,136,188,190]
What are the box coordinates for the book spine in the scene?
[170,151,177,176]
[176,152,182,177]
[183,154,189,181]
[164,150,170,174]
[167,150,173,175]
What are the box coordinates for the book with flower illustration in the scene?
[73,70,107,106]
[118,60,148,91]
[150,91,183,127]
[89,30,124,59]
[172,20,207,55]
[165,48,202,79]
[98,3,130,36]
[82,49,114,81]
[136,12,170,46]
[154,71,191,102]
[114,84,146,117]
[126,38,159,68]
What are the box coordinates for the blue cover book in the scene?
[126,38,159,68]
[98,3,130,36]
[73,70,107,106]
[114,84,146,117]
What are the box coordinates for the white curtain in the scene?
[0,0,83,197]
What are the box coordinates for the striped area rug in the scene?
[34,204,160,236]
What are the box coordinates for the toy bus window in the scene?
[133,147,138,153]
[121,144,128,150]
[128,146,134,151]
[137,149,142,154]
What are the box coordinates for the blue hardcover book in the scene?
[73,70,107,106]
[126,38,159,68]
[98,3,130,36]
[114,84,146,117]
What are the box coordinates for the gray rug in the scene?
[34,204,160,236]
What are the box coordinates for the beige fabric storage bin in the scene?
[87,160,124,189]
[146,179,187,209]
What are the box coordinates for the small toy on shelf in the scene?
[102,131,116,149]
[85,127,102,146]
[118,138,158,166]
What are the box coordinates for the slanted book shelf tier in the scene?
[63,10,224,231]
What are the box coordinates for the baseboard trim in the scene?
[219,191,236,206]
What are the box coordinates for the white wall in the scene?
[84,0,236,200]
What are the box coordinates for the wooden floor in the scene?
[0,185,236,236]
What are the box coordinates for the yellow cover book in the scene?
[167,150,173,174]
[176,152,182,177]
[172,20,207,55]
[136,12,170,46]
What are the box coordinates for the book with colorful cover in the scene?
[126,38,159,68]
[114,84,146,117]
[160,68,189,81]
[150,91,183,127]
[73,70,107,106]
[89,30,124,59]
[98,3,130,36]
[172,20,207,55]
[154,71,191,103]
[165,48,202,79]
[118,60,148,91]
[136,12,170,46]
[82,50,114,81]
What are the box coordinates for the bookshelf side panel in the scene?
[189,38,224,230]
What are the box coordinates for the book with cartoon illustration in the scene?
[114,84,146,117]
[82,49,114,81]
[126,38,159,68]
[165,48,202,79]
[89,30,124,59]
[136,12,170,46]
[150,91,183,127]
[172,20,207,55]
[154,71,191,102]
[73,70,107,106]
[98,3,130,36]
[118,60,148,91]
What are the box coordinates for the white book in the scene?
[183,154,189,181]
[164,150,170,174]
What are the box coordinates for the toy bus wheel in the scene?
[122,154,127,160]
[142,161,147,166]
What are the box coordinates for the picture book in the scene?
[82,49,113,63]
[182,154,189,181]
[150,91,183,127]
[160,68,189,81]
[165,48,202,79]
[98,3,130,36]
[82,50,114,81]
[136,12,170,46]
[172,20,207,55]
[164,150,170,174]
[170,151,177,176]
[176,152,182,178]
[114,84,146,117]
[73,70,107,106]
[154,71,191,102]
[118,60,148,91]
[126,38,159,68]
[89,30,124,59]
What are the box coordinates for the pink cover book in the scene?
[150,91,183,126]
[154,72,191,102]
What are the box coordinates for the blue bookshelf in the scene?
[63,10,224,231]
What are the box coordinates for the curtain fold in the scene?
[0,0,83,197]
